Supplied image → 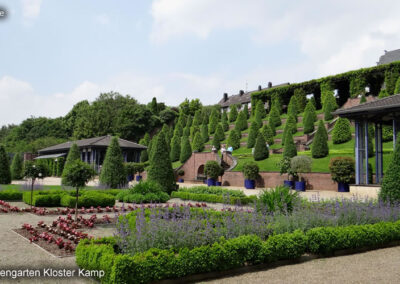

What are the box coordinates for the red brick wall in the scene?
[176,152,220,181]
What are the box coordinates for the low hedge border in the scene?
[60,192,115,208]
[171,191,257,205]
[22,191,64,207]
[76,220,400,284]
[0,189,23,201]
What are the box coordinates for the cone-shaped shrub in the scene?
[174,121,183,138]
[282,115,297,146]
[148,133,176,194]
[11,153,24,180]
[62,143,81,185]
[140,149,148,162]
[293,88,307,113]
[229,106,238,122]
[261,124,274,145]
[99,137,127,188]
[208,109,219,134]
[312,120,329,158]
[287,96,298,122]
[380,137,400,203]
[243,104,249,119]
[180,136,192,163]
[227,129,241,150]
[332,117,352,144]
[214,124,225,143]
[190,125,200,141]
[192,110,202,126]
[186,116,193,128]
[323,91,338,121]
[212,135,221,150]
[303,101,316,134]
[268,105,281,128]
[253,132,269,161]
[201,124,209,143]
[254,100,266,120]
[221,111,229,132]
[235,111,248,131]
[272,98,282,114]
[183,125,190,137]
[247,121,259,148]
[192,132,204,152]
[283,131,297,158]
[0,146,11,184]
[170,134,181,162]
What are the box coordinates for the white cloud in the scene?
[21,0,42,21]
[95,14,110,25]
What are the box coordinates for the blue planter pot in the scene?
[127,175,134,182]
[338,182,350,192]
[207,178,216,186]
[295,181,306,191]
[244,179,255,189]
[136,175,142,182]
[178,178,184,183]
[216,181,222,186]
[284,180,294,189]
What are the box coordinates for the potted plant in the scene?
[242,161,259,189]
[204,161,223,187]
[329,157,355,192]
[177,169,185,183]
[290,156,312,191]
[277,157,295,189]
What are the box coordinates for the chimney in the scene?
[239,90,244,96]
[223,93,228,102]
[268,82,272,88]
[258,85,262,91]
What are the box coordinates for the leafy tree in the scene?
[63,160,95,221]
[235,111,248,131]
[349,74,367,98]
[204,160,223,180]
[211,135,221,150]
[208,109,219,134]
[180,136,192,163]
[148,133,176,194]
[190,125,200,141]
[283,131,297,158]
[247,121,259,148]
[253,132,269,161]
[183,125,190,137]
[10,153,23,180]
[229,106,238,123]
[268,105,281,128]
[192,110,202,126]
[379,89,389,98]
[261,124,274,145]
[287,96,298,121]
[99,137,127,188]
[173,121,183,138]
[293,88,307,113]
[332,117,352,144]
[0,146,11,184]
[170,134,181,162]
[192,132,204,152]
[227,129,241,150]
[272,98,282,114]
[159,108,178,124]
[24,161,47,209]
[380,138,400,203]
[312,120,329,158]
[149,97,159,114]
[221,111,229,132]
[243,104,249,119]
[62,143,81,185]
[201,124,209,143]
[282,115,297,146]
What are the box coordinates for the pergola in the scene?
[334,94,400,185]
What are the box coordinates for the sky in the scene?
[1,0,400,125]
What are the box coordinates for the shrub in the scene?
[0,189,22,200]
[221,112,229,132]
[243,104,249,119]
[256,186,300,213]
[60,191,115,208]
[323,92,337,121]
[312,120,329,158]
[116,183,170,204]
[261,124,274,145]
[290,156,312,181]
[176,186,246,198]
[98,137,126,188]
[10,153,24,180]
[0,145,11,184]
[208,109,219,134]
[201,123,209,143]
[179,136,192,163]
[303,101,316,134]
[268,105,281,127]
[23,191,65,207]
[254,100,266,121]
[329,157,355,184]
[293,88,307,113]
[380,139,400,203]
[61,143,80,185]
[171,191,255,205]
[190,125,200,141]
[227,129,241,150]
[247,121,259,148]
[170,134,181,162]
[283,131,297,159]
[235,111,248,132]
[192,132,204,152]
[204,161,223,180]
[282,115,296,146]
[148,133,176,194]
[253,133,269,161]
[242,161,259,180]
[278,157,295,180]
[332,117,352,144]
[287,96,298,121]
[214,124,225,143]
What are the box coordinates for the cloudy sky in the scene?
[1,0,400,125]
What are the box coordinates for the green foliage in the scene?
[359,94,367,103]
[10,153,23,180]
[63,160,96,189]
[349,74,366,98]
[261,124,274,145]
[221,111,229,132]
[323,91,337,121]
[116,181,170,203]
[380,139,400,203]
[201,124,209,143]
[189,125,200,141]
[293,88,307,113]
[268,105,281,128]
[247,121,259,148]
[256,186,300,213]
[56,157,65,177]
[227,129,241,150]
[384,67,400,95]
[243,104,249,119]
[254,100,266,121]
[60,191,115,208]
[312,120,329,158]
[332,117,352,144]
[287,95,298,121]
[170,134,181,162]
[242,161,259,180]
[0,145,11,184]
[283,131,297,158]
[23,191,64,207]
[382,125,393,142]
[208,109,219,134]
[229,106,238,122]
[395,77,400,95]
[148,133,176,194]
[235,111,248,131]
[290,156,312,180]
[303,101,316,134]
[320,80,335,107]
[183,125,190,137]
[253,133,269,161]
[140,149,149,163]
[176,186,246,197]
[99,137,127,188]
[192,110,202,126]
[329,157,355,184]
[282,115,297,145]
[214,124,225,143]
[173,121,183,138]
[192,132,204,152]
[125,162,146,176]
[0,189,22,200]
[378,89,389,98]
[179,136,192,163]
[24,160,47,181]
[171,191,255,205]
[204,160,223,180]
[61,143,80,185]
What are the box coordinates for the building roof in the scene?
[378,49,400,65]
[218,82,290,108]
[38,135,147,154]
[334,94,400,123]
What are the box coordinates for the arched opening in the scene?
[196,164,206,181]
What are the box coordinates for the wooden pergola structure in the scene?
[334,95,400,185]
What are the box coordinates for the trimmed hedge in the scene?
[23,191,64,207]
[171,191,256,205]
[60,192,115,208]
[332,117,352,144]
[177,186,246,198]
[0,189,23,200]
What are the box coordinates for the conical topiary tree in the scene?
[192,110,202,126]
[201,123,209,143]
[148,133,176,194]
[287,96,298,122]
[174,121,183,138]
[254,100,266,121]
[99,137,127,188]
[0,146,11,184]
[247,121,259,148]
[261,124,274,145]
[227,129,241,150]
[312,120,329,158]
[183,125,190,137]
[190,125,200,141]
[221,111,229,132]
[62,143,81,185]
[229,105,238,122]
[170,134,181,162]
[10,153,24,180]
[379,137,400,203]
[283,131,297,158]
[243,104,249,119]
[180,136,192,163]
[235,111,248,131]
[208,109,219,134]
[212,135,221,150]
[192,132,204,152]
[303,101,316,134]
[282,114,297,146]
[293,88,307,113]
[332,117,352,144]
[268,105,281,128]
[272,98,282,114]
[214,124,225,143]
[360,94,367,103]
[323,91,338,121]
[253,132,269,161]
